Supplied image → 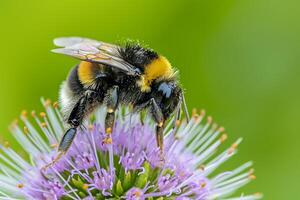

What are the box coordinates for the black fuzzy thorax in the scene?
[118,43,158,72]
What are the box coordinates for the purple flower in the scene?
[158,173,179,191]
[0,99,262,199]
[91,169,113,195]
[125,187,145,200]
[74,152,95,170]
[120,151,145,172]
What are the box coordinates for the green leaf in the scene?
[78,191,87,198]
[123,171,132,190]
[72,177,83,188]
[162,168,175,176]
[116,179,124,196]
[70,177,88,197]
[135,162,150,188]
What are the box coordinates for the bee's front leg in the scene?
[149,98,165,154]
[181,92,190,122]
[171,102,181,133]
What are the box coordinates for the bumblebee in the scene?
[44,37,189,168]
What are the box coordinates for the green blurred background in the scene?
[0,0,299,199]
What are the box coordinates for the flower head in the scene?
[0,98,262,199]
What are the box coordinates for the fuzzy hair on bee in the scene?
[42,37,190,170]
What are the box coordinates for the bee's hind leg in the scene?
[42,90,97,171]
[41,128,77,171]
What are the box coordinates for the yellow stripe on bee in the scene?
[78,61,96,85]
[138,56,174,92]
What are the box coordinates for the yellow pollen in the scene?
[31,111,36,117]
[23,126,29,135]
[158,122,164,127]
[17,183,24,188]
[82,184,89,190]
[200,182,206,188]
[218,126,225,132]
[175,120,181,127]
[41,122,47,128]
[207,116,213,124]
[228,142,239,155]
[106,127,112,134]
[53,101,59,108]
[220,134,228,143]
[40,112,46,118]
[231,142,238,149]
[254,192,262,197]
[102,137,112,144]
[179,171,185,177]
[4,141,10,148]
[21,110,28,118]
[249,174,256,180]
[44,99,51,107]
[200,109,206,116]
[192,108,197,116]
[134,191,141,197]
[193,114,200,120]
[199,165,205,171]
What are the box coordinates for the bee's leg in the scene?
[172,104,181,131]
[182,92,190,122]
[42,128,77,170]
[42,90,97,170]
[103,86,119,172]
[104,86,119,136]
[149,98,165,153]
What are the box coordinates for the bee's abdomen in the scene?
[77,61,98,85]
[67,65,84,94]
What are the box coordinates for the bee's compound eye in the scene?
[158,82,173,98]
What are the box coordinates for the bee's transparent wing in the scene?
[53,37,102,47]
[52,37,139,75]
